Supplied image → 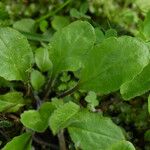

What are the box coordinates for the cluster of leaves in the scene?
[0,0,150,150]
[88,0,150,34]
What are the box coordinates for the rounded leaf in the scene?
[121,63,150,100]
[79,36,149,94]
[0,27,33,81]
[2,133,32,150]
[35,47,53,72]
[49,20,96,75]
[21,102,56,132]
[30,70,45,91]
[68,110,125,150]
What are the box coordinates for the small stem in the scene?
[25,83,31,96]
[26,84,42,109]
[33,91,42,109]
[36,0,72,22]
[33,134,59,150]
[43,76,55,101]
[58,83,79,98]
[58,130,67,150]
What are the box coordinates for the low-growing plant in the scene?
[0,18,150,150]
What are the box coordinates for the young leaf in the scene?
[70,8,82,19]
[109,141,135,150]
[21,102,56,132]
[121,63,150,100]
[79,2,89,14]
[95,27,105,44]
[39,20,48,32]
[144,129,150,141]
[35,47,53,72]
[144,11,150,38]
[85,91,99,110]
[79,36,149,94]
[105,29,117,38]
[49,101,80,135]
[2,132,32,150]
[51,16,70,31]
[30,70,45,91]
[68,110,125,150]
[13,18,36,33]
[60,72,71,82]
[70,8,90,19]
[0,92,25,112]
[49,20,96,76]
[0,27,33,81]
[51,97,64,108]
[136,1,150,15]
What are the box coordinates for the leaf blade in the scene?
[0,27,33,81]
[49,102,80,134]
[121,63,150,100]
[68,110,125,150]
[49,20,96,76]
[0,92,25,112]
[2,132,32,150]
[79,36,149,94]
[20,102,56,132]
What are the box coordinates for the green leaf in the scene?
[0,2,9,20]
[49,20,96,76]
[49,101,80,135]
[58,83,67,91]
[2,132,32,150]
[70,8,90,19]
[121,63,150,100]
[0,92,25,112]
[0,27,33,81]
[70,8,82,19]
[95,27,105,44]
[135,0,150,13]
[144,129,150,141]
[39,20,48,32]
[68,110,125,150]
[79,36,149,94]
[105,29,117,38]
[50,97,64,108]
[35,47,53,72]
[79,2,89,14]
[109,141,135,150]
[13,18,36,33]
[21,102,56,132]
[51,16,70,31]
[60,72,71,82]
[85,91,99,109]
[30,70,45,91]
[139,11,150,41]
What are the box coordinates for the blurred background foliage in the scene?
[0,0,150,150]
[0,0,150,34]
